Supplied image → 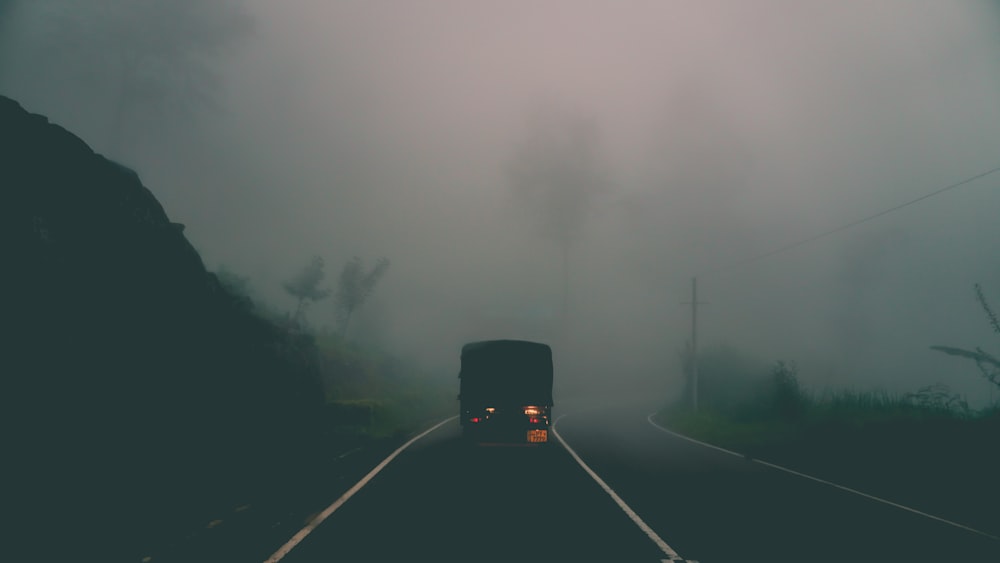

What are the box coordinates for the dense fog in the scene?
[4,0,1000,404]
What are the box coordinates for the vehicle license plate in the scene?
[527,429,548,443]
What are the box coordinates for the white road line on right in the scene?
[646,413,1000,542]
[553,415,689,562]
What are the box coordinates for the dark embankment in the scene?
[2,95,330,561]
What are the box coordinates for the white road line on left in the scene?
[337,447,361,459]
[263,416,457,563]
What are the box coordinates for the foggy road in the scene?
[266,399,1000,563]
[272,416,672,562]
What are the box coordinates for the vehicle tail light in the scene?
[529,417,540,424]
[470,417,482,423]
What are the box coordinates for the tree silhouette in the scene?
[931,283,1000,392]
[506,108,607,332]
[283,256,330,325]
[335,256,390,336]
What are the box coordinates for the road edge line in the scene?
[263,416,458,563]
[553,415,686,561]
[646,413,999,542]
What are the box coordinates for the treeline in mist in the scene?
[222,254,454,440]
[673,342,998,428]
[659,335,1000,533]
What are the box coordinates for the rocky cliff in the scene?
[2,95,323,560]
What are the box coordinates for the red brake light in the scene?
[470,417,482,423]
[529,417,540,424]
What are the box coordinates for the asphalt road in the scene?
[554,400,1000,562]
[275,416,669,562]
[264,398,1000,563]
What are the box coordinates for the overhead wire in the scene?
[705,164,1000,276]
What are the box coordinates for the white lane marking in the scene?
[263,416,457,563]
[553,414,687,561]
[337,447,361,459]
[646,413,1000,542]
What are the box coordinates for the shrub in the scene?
[771,361,807,420]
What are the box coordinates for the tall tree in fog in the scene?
[0,0,21,62]
[0,0,16,25]
[623,83,752,275]
[334,257,390,337]
[284,256,330,326]
[507,109,607,330]
[16,0,251,154]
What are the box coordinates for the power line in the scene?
[714,164,1000,273]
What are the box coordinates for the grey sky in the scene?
[4,0,1000,402]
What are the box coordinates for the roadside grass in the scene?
[656,387,984,453]
[656,408,801,451]
[658,349,984,452]
[655,352,1000,533]
[316,331,456,440]
[324,384,455,440]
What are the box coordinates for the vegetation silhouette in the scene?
[283,254,331,326]
[334,255,389,337]
[931,283,1000,392]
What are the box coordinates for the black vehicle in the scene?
[458,339,554,444]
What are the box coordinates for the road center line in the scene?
[646,413,1000,541]
[263,416,457,563]
[553,415,688,562]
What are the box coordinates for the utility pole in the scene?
[682,277,708,410]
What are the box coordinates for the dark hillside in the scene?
[2,95,324,560]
